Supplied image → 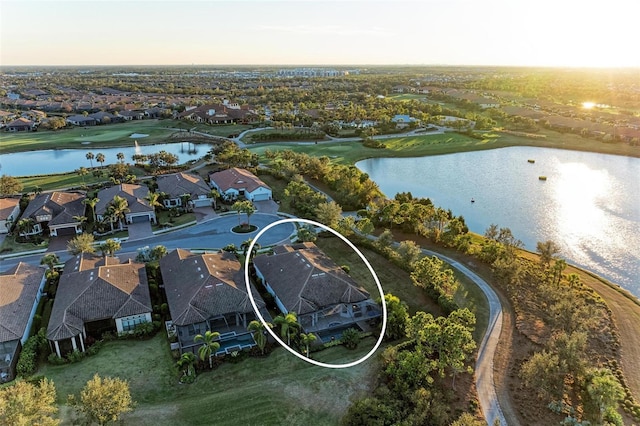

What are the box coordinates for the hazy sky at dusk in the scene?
[1,0,638,67]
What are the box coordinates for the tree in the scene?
[382,293,409,340]
[96,153,106,168]
[0,175,23,196]
[586,368,624,425]
[299,333,317,357]
[450,413,486,426]
[296,224,317,242]
[117,152,125,163]
[194,330,220,369]
[0,378,59,426]
[314,200,342,229]
[240,238,260,259]
[40,253,60,279]
[176,352,197,377]
[208,189,219,209]
[76,167,89,185]
[248,320,272,355]
[86,152,95,169]
[273,312,300,345]
[396,240,422,269]
[145,192,162,216]
[231,200,256,227]
[536,240,561,267]
[67,233,96,255]
[150,245,168,260]
[69,374,134,426]
[83,197,100,223]
[106,195,129,231]
[16,218,36,236]
[99,238,121,257]
[73,215,87,230]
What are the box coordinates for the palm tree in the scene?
[73,215,87,231]
[86,152,95,169]
[231,200,256,227]
[247,320,272,355]
[299,333,317,357]
[107,195,130,231]
[99,238,121,257]
[40,253,60,279]
[150,245,168,261]
[117,152,125,163]
[273,312,300,346]
[145,191,162,216]
[208,189,220,210]
[76,167,89,186]
[83,197,100,223]
[176,352,197,377]
[194,330,220,369]
[16,218,35,236]
[241,238,260,259]
[96,153,106,168]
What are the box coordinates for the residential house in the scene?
[88,111,116,124]
[66,115,97,126]
[47,254,152,357]
[19,191,86,237]
[118,110,145,121]
[0,263,47,382]
[160,249,269,355]
[156,172,214,209]
[5,117,35,132]
[391,114,417,129]
[177,101,256,125]
[253,243,381,334]
[0,198,21,233]
[0,110,18,124]
[95,184,156,226]
[209,168,272,202]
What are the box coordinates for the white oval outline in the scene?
[244,218,387,369]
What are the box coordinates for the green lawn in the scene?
[249,129,640,164]
[38,334,379,425]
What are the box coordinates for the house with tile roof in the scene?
[20,191,86,237]
[47,254,152,357]
[208,168,272,203]
[95,184,156,226]
[5,117,35,132]
[159,249,269,355]
[0,197,21,234]
[177,101,256,125]
[156,172,214,209]
[0,263,46,382]
[253,243,381,334]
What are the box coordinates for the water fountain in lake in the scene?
[134,140,141,155]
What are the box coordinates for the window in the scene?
[121,314,148,332]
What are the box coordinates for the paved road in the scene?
[422,249,507,426]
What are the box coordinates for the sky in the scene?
[1,0,639,67]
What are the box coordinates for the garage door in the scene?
[54,227,77,236]
[252,193,270,201]
[131,215,150,223]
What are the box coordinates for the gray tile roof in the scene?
[0,263,45,343]
[22,191,86,226]
[156,172,211,199]
[95,184,153,215]
[253,243,369,315]
[47,255,151,341]
[160,249,265,327]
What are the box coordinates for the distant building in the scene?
[208,168,272,202]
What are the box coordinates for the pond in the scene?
[357,146,640,298]
[0,141,209,176]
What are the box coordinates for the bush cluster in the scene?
[16,328,47,377]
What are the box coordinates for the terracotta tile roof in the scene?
[160,249,265,327]
[47,255,151,341]
[6,117,34,128]
[0,198,20,221]
[208,168,270,194]
[253,243,369,315]
[0,263,45,342]
[156,172,211,199]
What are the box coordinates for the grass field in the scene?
[38,334,379,425]
[0,120,251,154]
[248,130,640,164]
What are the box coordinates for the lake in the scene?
[356,146,640,298]
[0,141,208,176]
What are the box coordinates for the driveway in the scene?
[193,206,218,222]
[253,200,279,214]
[126,221,153,241]
[47,235,73,252]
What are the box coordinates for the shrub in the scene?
[66,349,86,364]
[16,328,47,377]
[340,328,361,349]
[48,353,68,365]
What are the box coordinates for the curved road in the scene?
[422,249,507,426]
